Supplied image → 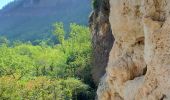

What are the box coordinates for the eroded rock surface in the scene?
[96,0,170,100]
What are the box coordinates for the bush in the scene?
[0,76,89,100]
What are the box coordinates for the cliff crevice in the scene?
[89,0,114,83]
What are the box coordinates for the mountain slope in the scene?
[0,0,91,41]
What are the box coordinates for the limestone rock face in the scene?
[96,0,170,99]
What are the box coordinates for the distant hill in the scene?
[0,0,91,41]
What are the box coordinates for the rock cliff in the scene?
[90,0,170,99]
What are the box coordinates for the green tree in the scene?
[53,22,65,44]
[0,36,9,45]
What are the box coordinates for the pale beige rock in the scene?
[97,0,170,100]
[97,75,111,100]
[124,76,144,100]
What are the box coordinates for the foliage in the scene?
[53,22,65,44]
[0,76,88,100]
[0,23,95,100]
[92,0,98,9]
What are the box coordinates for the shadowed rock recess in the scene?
[91,0,170,100]
[89,0,114,84]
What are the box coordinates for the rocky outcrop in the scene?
[95,0,170,99]
[89,0,114,84]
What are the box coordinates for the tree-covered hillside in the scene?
[0,0,91,41]
[0,23,95,100]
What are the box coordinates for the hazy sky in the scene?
[0,0,14,9]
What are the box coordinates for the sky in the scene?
[0,0,14,9]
